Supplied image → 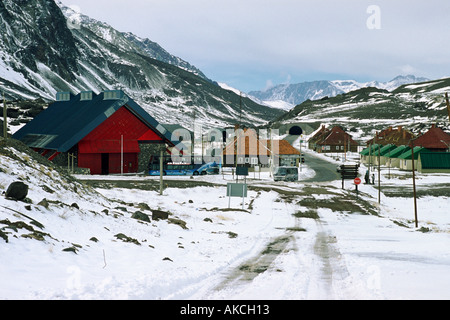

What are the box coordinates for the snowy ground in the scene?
[0,141,449,301]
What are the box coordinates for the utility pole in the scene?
[378,144,381,204]
[410,139,418,228]
[159,145,164,195]
[239,92,242,128]
[368,142,372,179]
[2,91,7,140]
[445,93,450,122]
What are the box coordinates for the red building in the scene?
[413,124,450,152]
[13,90,179,175]
[366,126,415,147]
[309,125,358,153]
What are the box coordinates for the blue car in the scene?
[188,162,220,176]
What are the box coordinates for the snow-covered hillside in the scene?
[1,137,449,300]
[0,0,283,129]
[270,77,450,142]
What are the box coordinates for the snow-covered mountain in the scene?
[249,75,430,107]
[269,77,450,141]
[0,0,284,130]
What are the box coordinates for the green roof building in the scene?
[374,144,397,165]
[360,144,380,165]
[388,145,410,158]
[398,147,429,171]
[418,152,450,173]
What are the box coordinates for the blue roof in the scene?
[13,90,179,152]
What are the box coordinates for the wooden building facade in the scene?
[13,90,179,175]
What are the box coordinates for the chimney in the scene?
[103,90,123,100]
[80,91,95,101]
[398,126,403,132]
[56,92,73,102]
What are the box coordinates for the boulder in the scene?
[151,209,169,220]
[38,198,49,209]
[131,211,151,222]
[5,181,28,201]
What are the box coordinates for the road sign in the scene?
[227,183,248,209]
[339,164,359,180]
[236,166,249,176]
[227,183,247,197]
[354,177,361,185]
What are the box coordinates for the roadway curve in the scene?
[285,135,340,183]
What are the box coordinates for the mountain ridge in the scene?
[248,75,431,108]
[268,76,450,141]
[0,0,284,131]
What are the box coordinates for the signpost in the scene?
[339,163,360,189]
[227,183,248,209]
[354,177,361,197]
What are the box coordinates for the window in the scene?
[251,157,258,165]
[21,134,57,148]
[238,157,244,164]
[103,90,122,100]
[104,106,115,118]
[80,91,93,101]
[56,92,71,101]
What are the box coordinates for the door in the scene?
[101,153,109,175]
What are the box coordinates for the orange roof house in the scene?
[222,130,301,167]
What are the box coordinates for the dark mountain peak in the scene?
[0,0,78,79]
[0,0,283,130]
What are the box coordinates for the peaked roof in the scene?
[13,90,179,152]
[309,125,330,143]
[313,126,358,146]
[388,145,410,158]
[398,147,429,160]
[360,144,380,156]
[367,126,415,146]
[222,129,300,156]
[265,140,301,156]
[414,125,450,150]
[373,144,397,157]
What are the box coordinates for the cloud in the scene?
[264,80,274,92]
[59,0,450,91]
[399,65,417,75]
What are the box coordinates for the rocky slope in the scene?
[0,0,284,131]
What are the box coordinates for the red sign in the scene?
[354,177,361,185]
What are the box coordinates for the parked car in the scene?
[273,166,298,182]
[189,162,220,176]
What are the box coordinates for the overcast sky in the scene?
[59,0,450,92]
